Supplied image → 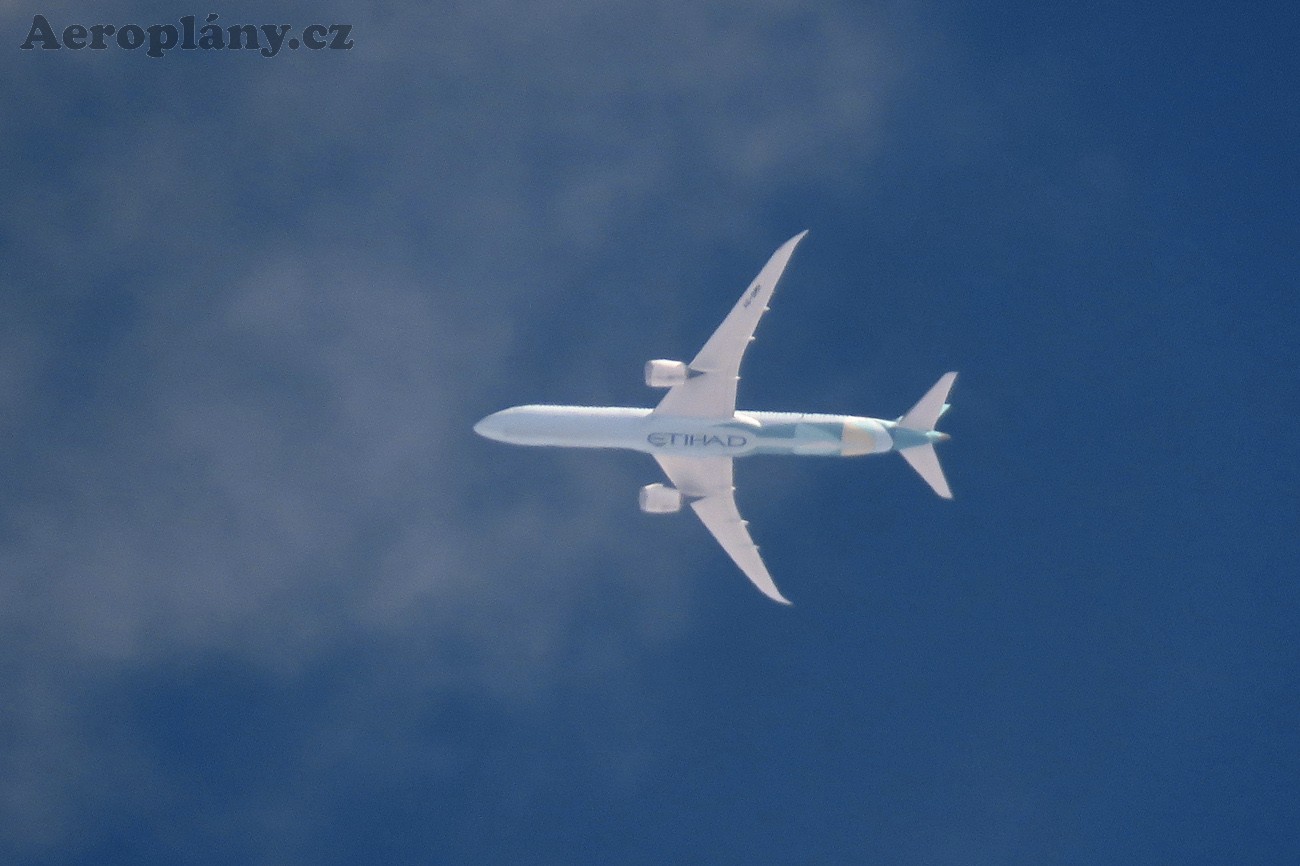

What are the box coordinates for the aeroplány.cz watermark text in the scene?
[20,13,353,58]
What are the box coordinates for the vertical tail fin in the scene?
[899,372,957,432]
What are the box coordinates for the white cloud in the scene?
[0,1,923,855]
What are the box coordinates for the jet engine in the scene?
[639,483,683,514]
[644,359,690,388]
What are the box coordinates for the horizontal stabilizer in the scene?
[899,372,957,432]
[899,443,953,499]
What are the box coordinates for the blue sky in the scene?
[3,2,1297,863]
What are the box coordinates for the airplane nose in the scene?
[473,411,508,441]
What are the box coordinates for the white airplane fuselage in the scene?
[472,231,956,604]
[473,404,948,458]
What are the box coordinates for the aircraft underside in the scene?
[474,231,956,604]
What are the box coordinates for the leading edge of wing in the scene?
[654,454,790,605]
[653,230,809,419]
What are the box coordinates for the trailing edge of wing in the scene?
[690,495,790,605]
[654,454,790,604]
[654,231,808,419]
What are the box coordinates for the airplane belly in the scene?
[637,423,757,456]
[475,406,650,449]
[790,421,843,455]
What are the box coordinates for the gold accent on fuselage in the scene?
[840,419,890,457]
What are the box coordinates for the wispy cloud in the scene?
[1,1,920,855]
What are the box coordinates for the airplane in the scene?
[473,231,956,604]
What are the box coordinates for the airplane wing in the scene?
[654,454,790,605]
[654,231,808,418]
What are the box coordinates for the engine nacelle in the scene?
[644,359,690,388]
[639,483,683,514]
